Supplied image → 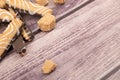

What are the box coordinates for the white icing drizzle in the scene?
[24,0,32,14]
[0,10,14,21]
[7,0,51,15]
[3,24,14,37]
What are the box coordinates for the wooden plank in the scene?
[107,69,120,80]
[1,0,120,80]
[100,63,120,80]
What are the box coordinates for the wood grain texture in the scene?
[99,62,120,80]
[107,69,120,80]
[0,0,120,80]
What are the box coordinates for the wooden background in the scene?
[0,0,120,80]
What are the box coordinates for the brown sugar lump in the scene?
[42,60,57,74]
[35,0,49,6]
[54,0,65,4]
[37,14,56,31]
[0,0,6,8]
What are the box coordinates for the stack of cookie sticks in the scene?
[0,0,56,61]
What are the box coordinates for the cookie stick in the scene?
[0,8,16,22]
[54,0,65,4]
[35,0,49,6]
[0,18,23,59]
[6,0,53,16]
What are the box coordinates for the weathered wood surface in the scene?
[1,0,120,80]
[100,63,120,80]
[107,69,120,80]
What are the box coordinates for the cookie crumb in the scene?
[42,60,57,74]
[37,14,56,32]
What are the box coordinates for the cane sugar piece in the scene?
[35,0,49,6]
[42,60,57,74]
[37,14,56,31]
[54,0,65,4]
